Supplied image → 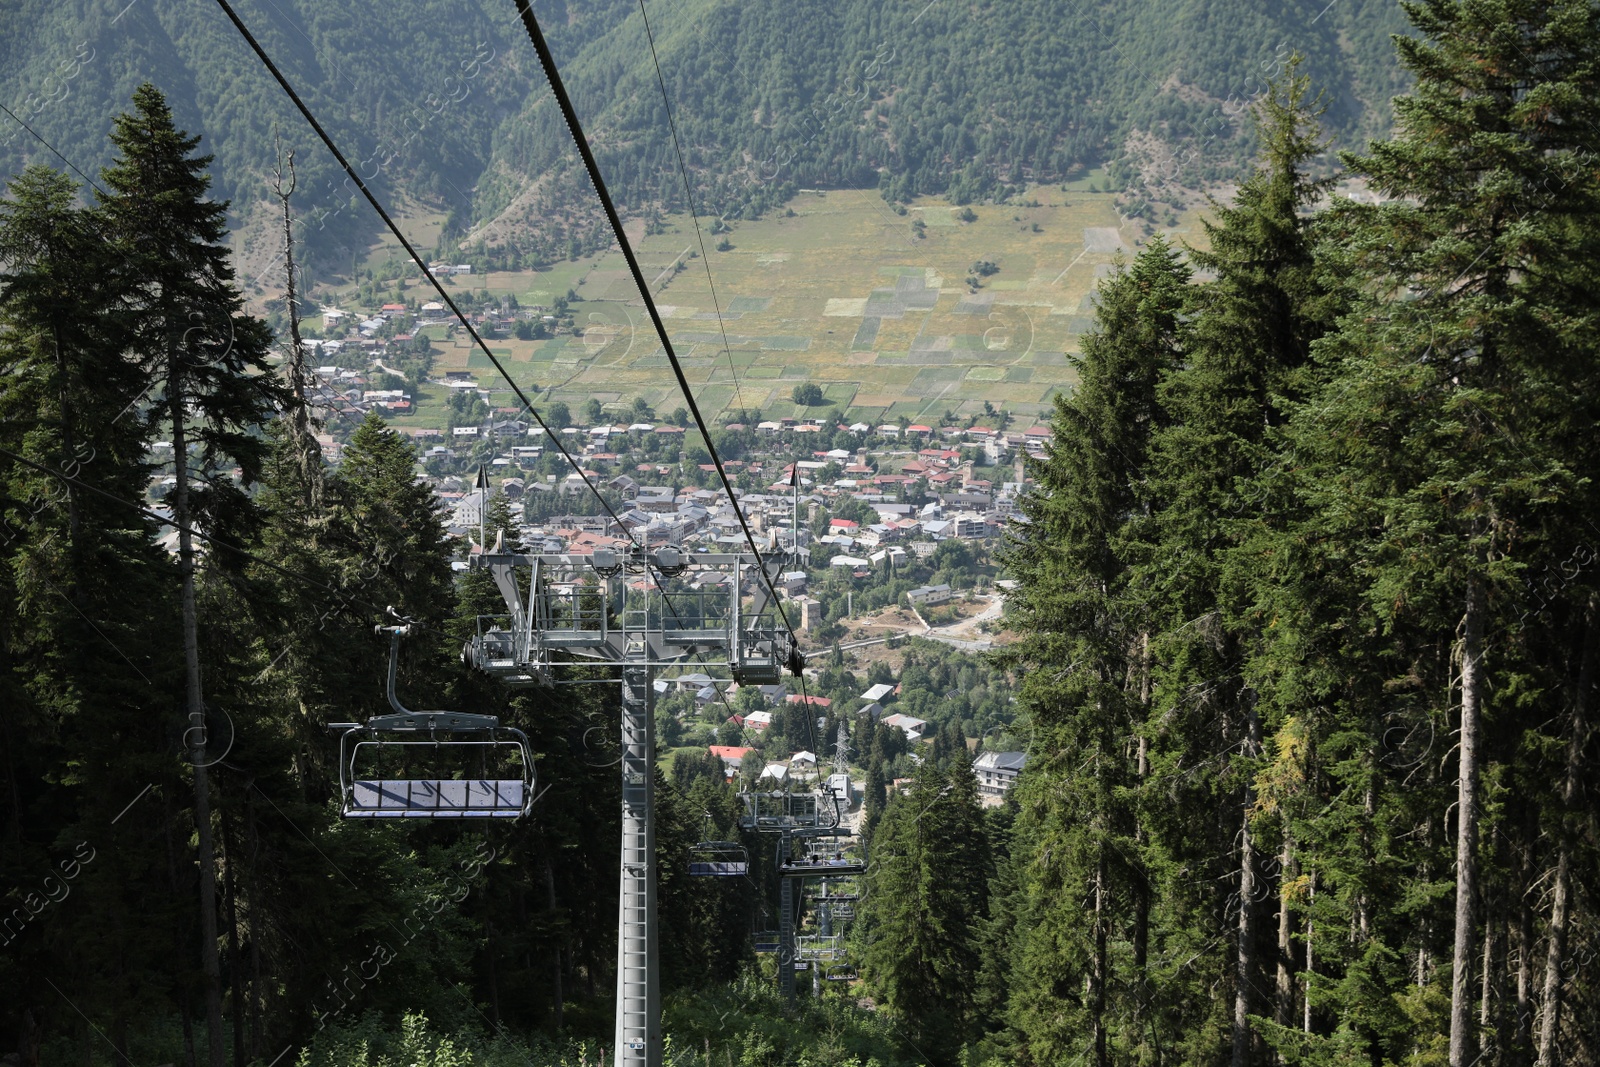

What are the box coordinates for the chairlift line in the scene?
[203,5,819,1063]
[207,0,646,564]
[508,0,810,693]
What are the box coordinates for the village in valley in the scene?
[233,258,1046,807]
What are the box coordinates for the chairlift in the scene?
[688,840,749,877]
[825,964,858,982]
[780,843,866,877]
[330,619,533,819]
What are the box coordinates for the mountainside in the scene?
[1,0,1410,273]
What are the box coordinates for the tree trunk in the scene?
[1092,847,1108,1067]
[221,813,245,1067]
[246,789,263,1063]
[1537,600,1593,1067]
[544,855,564,1030]
[1449,578,1485,1067]
[165,799,199,1067]
[171,372,227,1067]
[1516,843,1534,1067]
[1480,920,1495,1029]
[1275,834,1296,1034]
[1134,633,1151,975]
[271,142,319,507]
[1304,874,1314,1033]
[1233,702,1263,1067]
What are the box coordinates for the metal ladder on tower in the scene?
[614,661,659,1065]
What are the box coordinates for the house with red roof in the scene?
[708,745,754,778]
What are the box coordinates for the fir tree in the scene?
[95,84,283,1067]
[0,163,179,1067]
[862,759,989,1064]
[1003,236,1191,1065]
[1287,4,1600,1063]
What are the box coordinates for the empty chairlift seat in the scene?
[688,841,749,876]
[333,621,534,821]
[349,776,527,818]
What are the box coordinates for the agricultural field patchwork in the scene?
[417,186,1207,424]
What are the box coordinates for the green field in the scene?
[393,186,1209,424]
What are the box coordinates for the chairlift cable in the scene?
[630,0,832,752]
[0,101,107,196]
[633,0,749,420]
[509,0,798,637]
[207,0,720,639]
[207,0,638,563]
[511,0,818,751]
[216,0,815,754]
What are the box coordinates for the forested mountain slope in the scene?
[1,0,1408,272]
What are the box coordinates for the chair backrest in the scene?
[688,859,748,876]
[349,779,525,818]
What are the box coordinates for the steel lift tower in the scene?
[465,542,801,1067]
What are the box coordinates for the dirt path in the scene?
[936,593,1003,640]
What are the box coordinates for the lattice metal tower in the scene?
[467,543,800,1067]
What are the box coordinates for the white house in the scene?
[882,713,928,743]
[907,583,954,606]
[973,751,1028,797]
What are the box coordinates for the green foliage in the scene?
[860,757,989,1062]
[791,383,827,406]
[9,9,1600,1067]
[0,0,1411,273]
[297,1012,593,1067]
[997,16,1600,1067]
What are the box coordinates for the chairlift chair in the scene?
[825,964,858,982]
[780,842,867,877]
[688,840,749,877]
[331,620,534,820]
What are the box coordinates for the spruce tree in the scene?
[0,163,178,1067]
[96,84,282,1067]
[1288,4,1600,1063]
[1145,62,1340,1067]
[1003,236,1190,1065]
[862,759,988,1064]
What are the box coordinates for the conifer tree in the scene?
[0,163,178,1067]
[96,84,282,1067]
[1287,4,1600,1063]
[1144,62,1340,1067]
[862,759,988,1064]
[1003,236,1190,1065]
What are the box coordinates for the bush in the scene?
[297,1012,589,1067]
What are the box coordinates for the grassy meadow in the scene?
[362,184,1210,425]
